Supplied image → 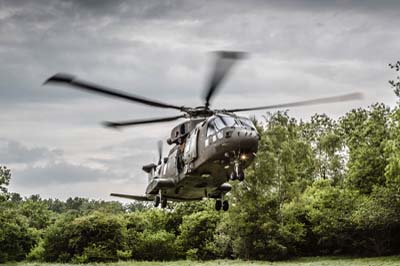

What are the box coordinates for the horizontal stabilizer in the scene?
[110,193,152,201]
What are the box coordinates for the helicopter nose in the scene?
[223,127,259,152]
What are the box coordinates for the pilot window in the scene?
[220,116,237,127]
[207,120,217,137]
[213,116,225,130]
[239,118,256,130]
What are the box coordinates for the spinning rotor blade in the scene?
[157,140,163,165]
[225,92,363,113]
[204,51,247,109]
[102,115,185,129]
[44,73,184,111]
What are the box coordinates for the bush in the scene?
[41,211,128,262]
[130,229,178,260]
[176,210,221,260]
[0,207,36,262]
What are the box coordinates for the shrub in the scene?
[41,211,128,262]
[0,207,36,262]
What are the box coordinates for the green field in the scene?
[8,256,400,266]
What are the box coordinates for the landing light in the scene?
[240,154,247,160]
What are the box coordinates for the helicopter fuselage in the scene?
[143,113,259,202]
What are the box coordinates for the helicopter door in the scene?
[183,128,199,163]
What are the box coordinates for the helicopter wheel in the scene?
[215,199,222,211]
[237,170,245,182]
[161,197,167,209]
[222,200,229,211]
[230,171,237,181]
[154,195,160,207]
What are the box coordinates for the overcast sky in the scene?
[1,0,399,201]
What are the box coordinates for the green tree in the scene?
[0,166,11,202]
[0,207,36,262]
[41,212,128,262]
[351,186,400,255]
[301,114,345,185]
[389,61,400,99]
[340,104,390,194]
[385,106,400,192]
[299,180,358,255]
[176,210,221,260]
[18,196,54,230]
[227,112,315,260]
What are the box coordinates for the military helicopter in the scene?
[44,51,362,211]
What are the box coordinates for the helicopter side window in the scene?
[239,118,256,130]
[207,120,217,137]
[220,116,237,127]
[213,116,225,130]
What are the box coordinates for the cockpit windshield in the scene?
[207,115,255,137]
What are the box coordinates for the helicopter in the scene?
[44,51,362,211]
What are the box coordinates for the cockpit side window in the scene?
[213,116,225,130]
[239,118,256,130]
[220,115,237,127]
[207,120,217,137]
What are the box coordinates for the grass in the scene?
[8,256,400,266]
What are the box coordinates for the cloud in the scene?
[12,161,110,186]
[0,138,62,164]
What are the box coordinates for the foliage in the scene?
[389,61,400,99]
[41,212,128,262]
[340,104,390,194]
[176,210,221,260]
[0,206,36,262]
[0,166,11,202]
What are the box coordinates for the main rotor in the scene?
[44,51,362,129]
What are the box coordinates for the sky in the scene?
[1,0,400,201]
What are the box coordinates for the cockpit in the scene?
[206,115,256,137]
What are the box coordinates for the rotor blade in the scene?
[102,115,185,129]
[203,51,247,109]
[44,73,184,111]
[225,92,363,113]
[157,140,163,165]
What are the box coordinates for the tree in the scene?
[301,114,346,185]
[41,212,128,262]
[340,104,390,194]
[18,196,54,230]
[0,207,36,262]
[389,61,400,100]
[299,180,358,255]
[176,210,221,260]
[0,166,11,201]
[227,112,315,260]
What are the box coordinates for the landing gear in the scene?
[215,198,229,211]
[161,197,167,209]
[230,171,237,181]
[215,199,222,211]
[230,161,244,181]
[237,170,245,182]
[154,195,160,207]
[222,200,229,211]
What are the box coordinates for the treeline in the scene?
[1,63,400,263]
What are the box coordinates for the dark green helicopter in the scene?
[44,51,362,211]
